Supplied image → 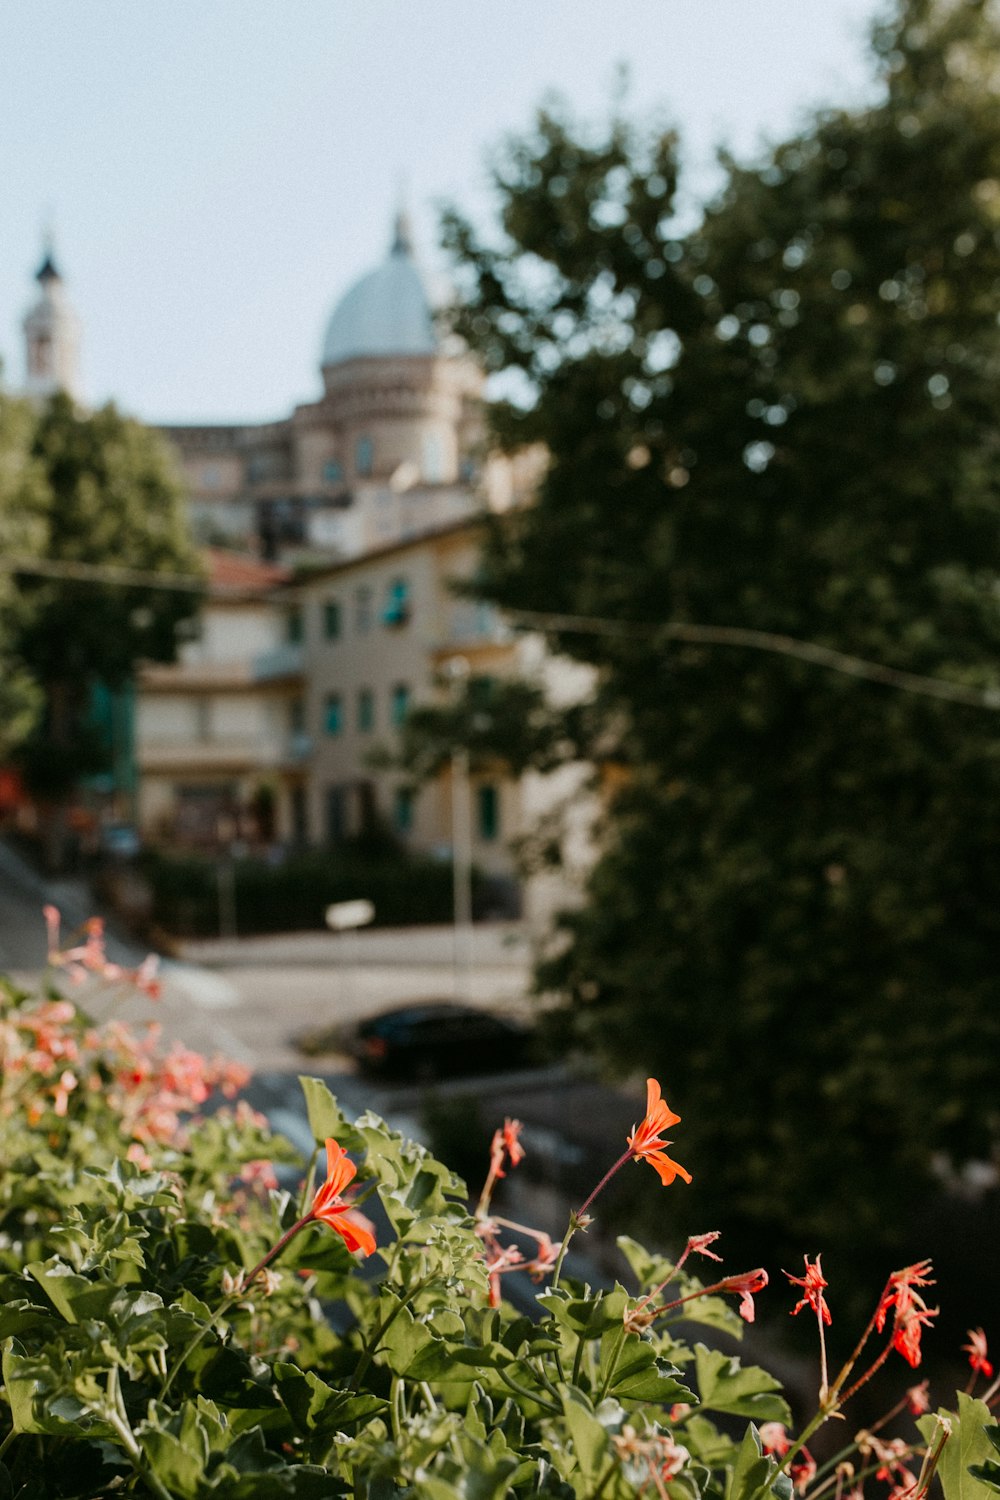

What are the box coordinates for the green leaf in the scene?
[298,1077,363,1151]
[726,1424,788,1500]
[607,1341,693,1404]
[918,1395,997,1500]
[561,1390,611,1483]
[273,1363,387,1436]
[695,1346,791,1424]
[617,1234,678,1292]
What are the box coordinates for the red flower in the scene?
[759,1424,791,1457]
[721,1267,769,1324]
[685,1231,723,1263]
[906,1380,930,1415]
[876,1262,938,1369]
[875,1261,934,1332]
[310,1138,376,1257]
[963,1328,993,1379]
[627,1078,692,1186]
[785,1255,831,1325]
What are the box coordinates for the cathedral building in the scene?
[159,212,523,563]
[14,220,578,922]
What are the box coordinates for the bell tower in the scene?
[23,239,81,401]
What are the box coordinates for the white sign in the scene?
[325,898,375,932]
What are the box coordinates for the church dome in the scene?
[322,212,437,367]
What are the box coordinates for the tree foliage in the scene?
[3,392,201,798]
[442,0,1000,1278]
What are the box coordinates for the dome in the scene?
[321,213,438,367]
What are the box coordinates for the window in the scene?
[390,683,410,727]
[289,698,306,735]
[422,433,444,483]
[326,785,347,842]
[477,784,500,842]
[324,694,343,735]
[355,586,372,634]
[323,459,343,484]
[286,607,304,644]
[323,599,341,640]
[355,435,374,477]
[357,688,374,733]
[394,786,414,833]
[382,576,410,627]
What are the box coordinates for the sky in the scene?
[0,1,883,425]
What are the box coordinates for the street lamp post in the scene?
[443,656,474,1002]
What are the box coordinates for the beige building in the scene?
[294,519,594,921]
[135,551,305,846]
[134,213,587,916]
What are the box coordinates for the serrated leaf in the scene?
[298,1077,363,1151]
[726,1424,782,1500]
[695,1346,790,1424]
[617,1234,678,1291]
[918,1395,996,1500]
[561,1390,610,1483]
[608,1341,694,1404]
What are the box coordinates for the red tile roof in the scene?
[205,549,290,595]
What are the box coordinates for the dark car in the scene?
[352,1002,531,1080]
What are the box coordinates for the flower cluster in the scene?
[43,905,162,999]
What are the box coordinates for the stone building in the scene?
[158,212,526,562]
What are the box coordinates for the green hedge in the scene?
[141,842,515,937]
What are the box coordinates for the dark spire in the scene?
[36,231,60,284]
[391,206,414,258]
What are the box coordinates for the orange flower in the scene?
[627,1078,692,1186]
[310,1138,376,1257]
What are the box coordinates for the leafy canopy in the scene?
[439,0,1000,1276]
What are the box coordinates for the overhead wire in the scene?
[2,555,997,712]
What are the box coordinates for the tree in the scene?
[443,0,1000,1283]
[0,395,48,757]
[10,393,201,851]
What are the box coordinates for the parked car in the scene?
[351,1002,532,1080]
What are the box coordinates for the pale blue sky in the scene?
[1,1,882,424]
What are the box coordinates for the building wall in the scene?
[135,591,302,845]
[297,524,596,911]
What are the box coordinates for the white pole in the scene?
[443,656,474,1001]
[451,743,474,1000]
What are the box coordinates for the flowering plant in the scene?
[0,937,996,1499]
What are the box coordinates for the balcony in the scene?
[252,642,303,681]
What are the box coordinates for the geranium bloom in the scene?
[721,1267,769,1324]
[963,1328,993,1379]
[627,1078,692,1186]
[759,1424,791,1457]
[685,1231,723,1263]
[309,1138,376,1256]
[875,1261,938,1368]
[785,1255,831,1325]
[906,1380,930,1415]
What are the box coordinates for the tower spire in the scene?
[23,231,81,400]
[391,178,414,257]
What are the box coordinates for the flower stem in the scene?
[161,1212,315,1399]
[550,1149,632,1293]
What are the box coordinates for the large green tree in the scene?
[443,0,1000,1279]
[0,395,48,756]
[8,393,200,849]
